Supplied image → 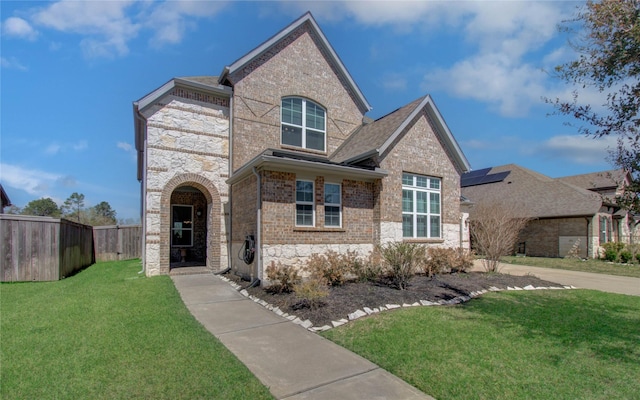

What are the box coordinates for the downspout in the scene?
[226,95,234,276]
[134,106,147,275]
[251,166,262,286]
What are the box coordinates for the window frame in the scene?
[171,204,194,247]
[295,179,315,227]
[402,173,441,239]
[324,182,342,228]
[281,97,326,152]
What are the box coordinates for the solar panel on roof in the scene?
[461,167,491,179]
[461,170,511,187]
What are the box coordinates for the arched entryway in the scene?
[159,174,221,275]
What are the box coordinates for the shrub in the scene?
[619,250,633,264]
[306,250,364,286]
[265,261,301,294]
[424,247,453,277]
[423,248,475,276]
[601,242,623,262]
[451,248,475,273]
[306,251,345,286]
[637,253,640,263]
[378,242,426,290]
[352,249,384,282]
[293,277,329,310]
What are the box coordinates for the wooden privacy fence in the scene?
[93,225,141,261]
[1,215,94,282]
[0,215,142,282]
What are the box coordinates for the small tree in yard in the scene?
[469,202,531,272]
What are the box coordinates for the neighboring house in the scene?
[1,185,11,213]
[461,164,637,259]
[133,12,471,279]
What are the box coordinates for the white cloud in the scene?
[534,135,617,165]
[0,163,62,196]
[380,73,408,91]
[143,1,228,47]
[117,141,137,162]
[0,56,28,71]
[2,17,38,40]
[117,142,133,152]
[423,54,548,117]
[44,140,88,155]
[31,0,139,58]
[45,143,62,155]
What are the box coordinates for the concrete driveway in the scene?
[472,260,640,296]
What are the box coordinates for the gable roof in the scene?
[557,169,627,192]
[461,164,603,219]
[331,95,471,173]
[218,12,371,113]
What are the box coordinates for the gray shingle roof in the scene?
[557,169,625,191]
[461,164,603,219]
[330,97,425,164]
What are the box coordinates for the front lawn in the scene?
[323,290,640,400]
[0,259,273,400]
[501,255,640,278]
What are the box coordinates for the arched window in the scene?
[281,97,326,151]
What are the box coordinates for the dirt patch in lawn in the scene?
[226,272,564,327]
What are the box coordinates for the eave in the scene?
[227,150,388,185]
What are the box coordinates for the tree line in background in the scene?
[5,192,138,226]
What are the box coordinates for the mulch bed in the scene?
[225,272,564,327]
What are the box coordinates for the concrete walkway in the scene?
[172,273,433,400]
[472,260,640,296]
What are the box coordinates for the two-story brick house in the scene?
[133,12,471,280]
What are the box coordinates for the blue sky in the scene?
[1,1,616,221]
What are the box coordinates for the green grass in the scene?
[323,290,640,400]
[501,255,640,278]
[1,260,273,400]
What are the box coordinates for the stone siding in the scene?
[229,23,365,170]
[142,95,229,275]
[262,243,375,282]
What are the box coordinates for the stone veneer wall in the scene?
[228,23,365,171]
[378,110,466,249]
[142,95,230,276]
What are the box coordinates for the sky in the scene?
[1,0,618,221]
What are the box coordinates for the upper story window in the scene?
[281,97,326,152]
[402,173,441,238]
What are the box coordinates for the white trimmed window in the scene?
[402,173,441,238]
[324,183,341,227]
[171,205,193,246]
[296,180,315,226]
[281,97,326,151]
